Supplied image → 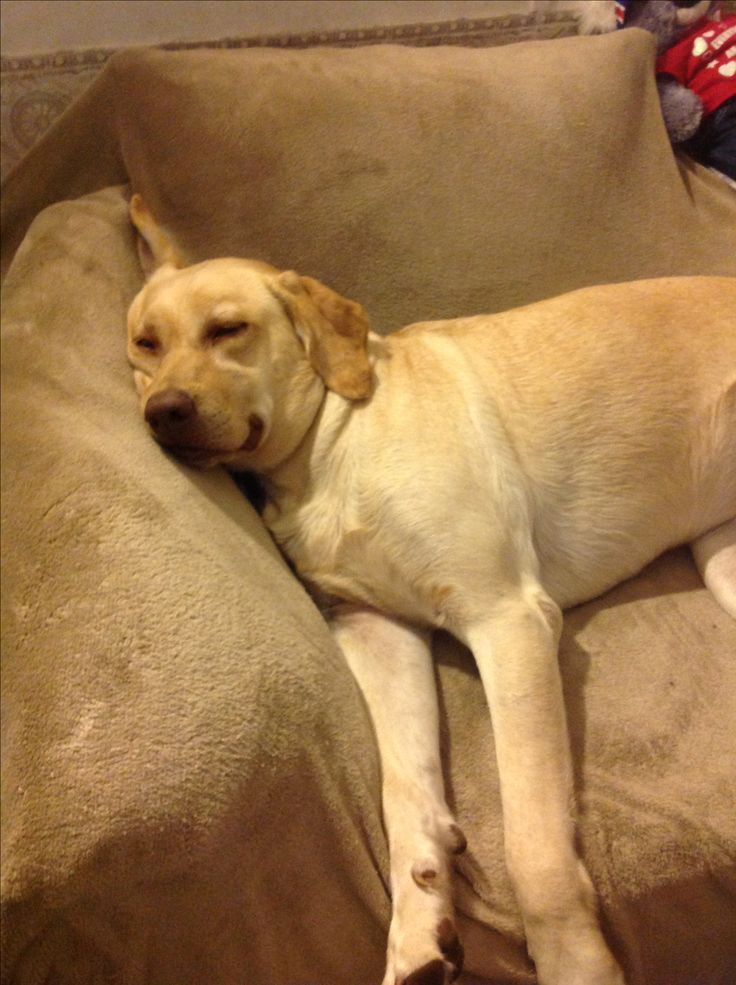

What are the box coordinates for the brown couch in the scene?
[2,28,735,985]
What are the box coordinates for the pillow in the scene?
[109,29,736,331]
[3,29,735,315]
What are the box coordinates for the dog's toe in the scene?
[400,960,447,985]
[392,919,464,985]
[437,918,464,977]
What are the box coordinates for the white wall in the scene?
[0,1,564,56]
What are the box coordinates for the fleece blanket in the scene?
[2,29,736,985]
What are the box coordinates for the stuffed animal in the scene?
[578,1,736,178]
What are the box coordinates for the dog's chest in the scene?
[263,480,443,626]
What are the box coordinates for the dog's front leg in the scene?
[330,606,465,985]
[462,589,625,985]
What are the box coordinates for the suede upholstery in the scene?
[2,29,735,985]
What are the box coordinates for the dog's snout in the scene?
[144,388,196,433]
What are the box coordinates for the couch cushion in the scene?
[2,28,736,985]
[3,30,736,317]
[1,188,390,985]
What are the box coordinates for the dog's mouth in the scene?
[240,413,265,452]
[161,413,266,464]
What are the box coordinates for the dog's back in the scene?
[292,277,736,613]
[425,277,736,604]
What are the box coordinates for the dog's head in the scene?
[126,195,372,471]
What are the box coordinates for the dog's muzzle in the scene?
[144,388,196,438]
[143,388,264,457]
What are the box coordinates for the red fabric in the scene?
[656,15,736,116]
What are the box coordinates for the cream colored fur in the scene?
[127,196,736,985]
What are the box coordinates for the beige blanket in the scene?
[2,29,736,985]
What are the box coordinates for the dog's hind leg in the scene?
[330,606,465,985]
[691,518,736,618]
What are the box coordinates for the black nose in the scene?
[144,388,196,434]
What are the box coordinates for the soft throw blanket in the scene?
[2,29,736,985]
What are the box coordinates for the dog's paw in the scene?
[382,843,464,985]
[381,809,466,985]
[384,916,463,985]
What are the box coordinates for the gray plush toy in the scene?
[578,0,736,178]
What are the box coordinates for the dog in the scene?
[127,195,735,985]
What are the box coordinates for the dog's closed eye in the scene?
[135,337,158,352]
[208,322,250,342]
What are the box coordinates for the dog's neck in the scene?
[260,389,353,513]
[257,332,385,530]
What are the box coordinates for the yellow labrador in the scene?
[127,195,735,985]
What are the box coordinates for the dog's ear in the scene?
[271,272,372,400]
[129,193,184,278]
